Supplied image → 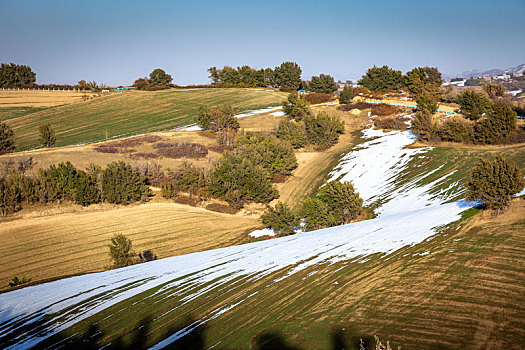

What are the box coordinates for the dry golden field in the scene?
[0,202,260,290]
[0,89,100,107]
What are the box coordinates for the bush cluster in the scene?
[262,180,363,235]
[196,104,240,132]
[0,160,151,216]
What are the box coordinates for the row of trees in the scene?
[0,160,151,216]
[261,180,363,235]
[208,63,338,93]
[0,122,57,154]
[358,65,442,95]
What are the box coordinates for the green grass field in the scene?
[1,88,286,151]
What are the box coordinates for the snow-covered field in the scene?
[0,126,473,349]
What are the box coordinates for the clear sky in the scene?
[1,0,524,86]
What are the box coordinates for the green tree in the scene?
[474,103,517,144]
[149,68,173,86]
[261,202,299,235]
[459,90,492,120]
[339,85,355,104]
[102,161,151,204]
[317,180,363,224]
[0,178,20,216]
[274,62,302,91]
[276,119,307,148]
[0,63,36,87]
[438,118,474,143]
[309,74,337,94]
[0,122,15,153]
[416,94,439,114]
[196,104,239,131]
[38,161,78,201]
[411,111,436,141]
[39,123,56,148]
[467,156,524,210]
[74,171,101,206]
[358,65,403,92]
[282,91,310,121]
[109,234,135,268]
[404,67,442,96]
[300,197,337,231]
[481,82,506,100]
[304,112,345,150]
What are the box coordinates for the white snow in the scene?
[234,106,282,118]
[249,228,276,238]
[0,124,478,349]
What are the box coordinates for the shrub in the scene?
[374,117,407,130]
[411,111,436,141]
[0,122,15,154]
[339,85,355,104]
[8,276,31,288]
[416,95,438,114]
[305,93,333,104]
[93,145,119,153]
[438,118,474,143]
[276,119,307,148]
[459,90,492,120]
[370,103,402,116]
[38,161,78,201]
[161,181,176,199]
[168,165,206,194]
[39,123,56,148]
[102,161,150,204]
[304,112,345,150]
[0,178,20,216]
[139,249,157,262]
[317,180,363,225]
[109,234,135,268]
[196,104,239,131]
[236,134,297,176]
[208,153,278,208]
[282,91,310,121]
[300,197,337,231]
[261,202,299,235]
[467,156,524,210]
[74,171,101,206]
[474,104,517,144]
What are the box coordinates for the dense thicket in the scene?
[0,63,36,87]
[0,122,16,154]
[101,161,151,204]
[196,104,239,131]
[303,112,345,150]
[309,74,337,94]
[276,120,307,148]
[467,156,524,210]
[282,91,310,121]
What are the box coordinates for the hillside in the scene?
[0,88,287,151]
[1,121,523,349]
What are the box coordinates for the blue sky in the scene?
[1,0,524,85]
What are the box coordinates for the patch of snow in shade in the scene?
[234,106,282,118]
[269,111,286,117]
[178,124,203,131]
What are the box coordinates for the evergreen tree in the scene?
[282,91,310,121]
[149,68,173,86]
[0,122,15,154]
[261,202,299,235]
[102,161,151,204]
[474,104,517,144]
[309,74,337,94]
[39,123,56,148]
[358,65,403,92]
[317,180,363,224]
[411,111,436,141]
[404,67,442,96]
[467,156,524,210]
[459,90,493,120]
[109,234,135,268]
[416,94,439,114]
[0,63,36,87]
[339,85,355,104]
[300,197,337,231]
[74,171,101,206]
[274,62,302,91]
[276,120,307,148]
[304,112,345,150]
[438,117,474,143]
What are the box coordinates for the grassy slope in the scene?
[1,88,286,151]
[31,201,524,350]
[0,202,260,290]
[15,140,523,349]
[0,107,47,123]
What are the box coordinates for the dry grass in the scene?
[274,106,370,208]
[0,202,260,290]
[0,90,99,107]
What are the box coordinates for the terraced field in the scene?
[0,88,286,151]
